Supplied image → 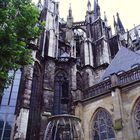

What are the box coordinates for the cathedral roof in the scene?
[101,47,140,80]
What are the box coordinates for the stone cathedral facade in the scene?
[1,0,140,140]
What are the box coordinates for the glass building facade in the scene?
[0,70,21,140]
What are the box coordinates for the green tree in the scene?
[0,0,43,93]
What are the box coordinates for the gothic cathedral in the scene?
[0,0,140,140]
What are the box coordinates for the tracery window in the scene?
[134,101,140,137]
[53,71,69,115]
[92,108,116,140]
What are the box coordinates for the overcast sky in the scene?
[33,0,140,31]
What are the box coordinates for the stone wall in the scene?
[75,82,140,140]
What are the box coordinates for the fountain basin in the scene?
[44,114,84,140]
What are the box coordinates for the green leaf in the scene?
[0,0,44,95]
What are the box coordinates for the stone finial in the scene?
[87,0,91,12]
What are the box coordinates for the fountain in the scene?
[43,114,84,140]
[43,79,84,140]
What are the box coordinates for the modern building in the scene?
[0,0,140,139]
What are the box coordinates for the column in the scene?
[111,74,126,140]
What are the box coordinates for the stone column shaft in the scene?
[111,74,125,140]
[14,51,36,140]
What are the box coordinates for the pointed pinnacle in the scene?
[104,11,107,21]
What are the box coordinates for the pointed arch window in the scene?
[134,100,140,137]
[92,108,116,140]
[76,72,83,90]
[53,71,69,115]
[27,63,42,140]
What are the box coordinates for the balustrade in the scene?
[118,67,140,85]
[83,66,140,100]
[84,79,111,99]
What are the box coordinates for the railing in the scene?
[83,66,140,100]
[118,67,140,85]
[84,79,112,99]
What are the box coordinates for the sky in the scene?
[33,0,140,31]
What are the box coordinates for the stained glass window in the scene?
[53,71,69,115]
[134,101,140,137]
[92,108,116,140]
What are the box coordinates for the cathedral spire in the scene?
[113,15,118,34]
[104,11,108,26]
[116,12,125,34]
[94,0,100,20]
[68,3,72,18]
[87,0,91,12]
[67,3,73,28]
[104,11,107,22]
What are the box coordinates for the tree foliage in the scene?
[0,0,43,93]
